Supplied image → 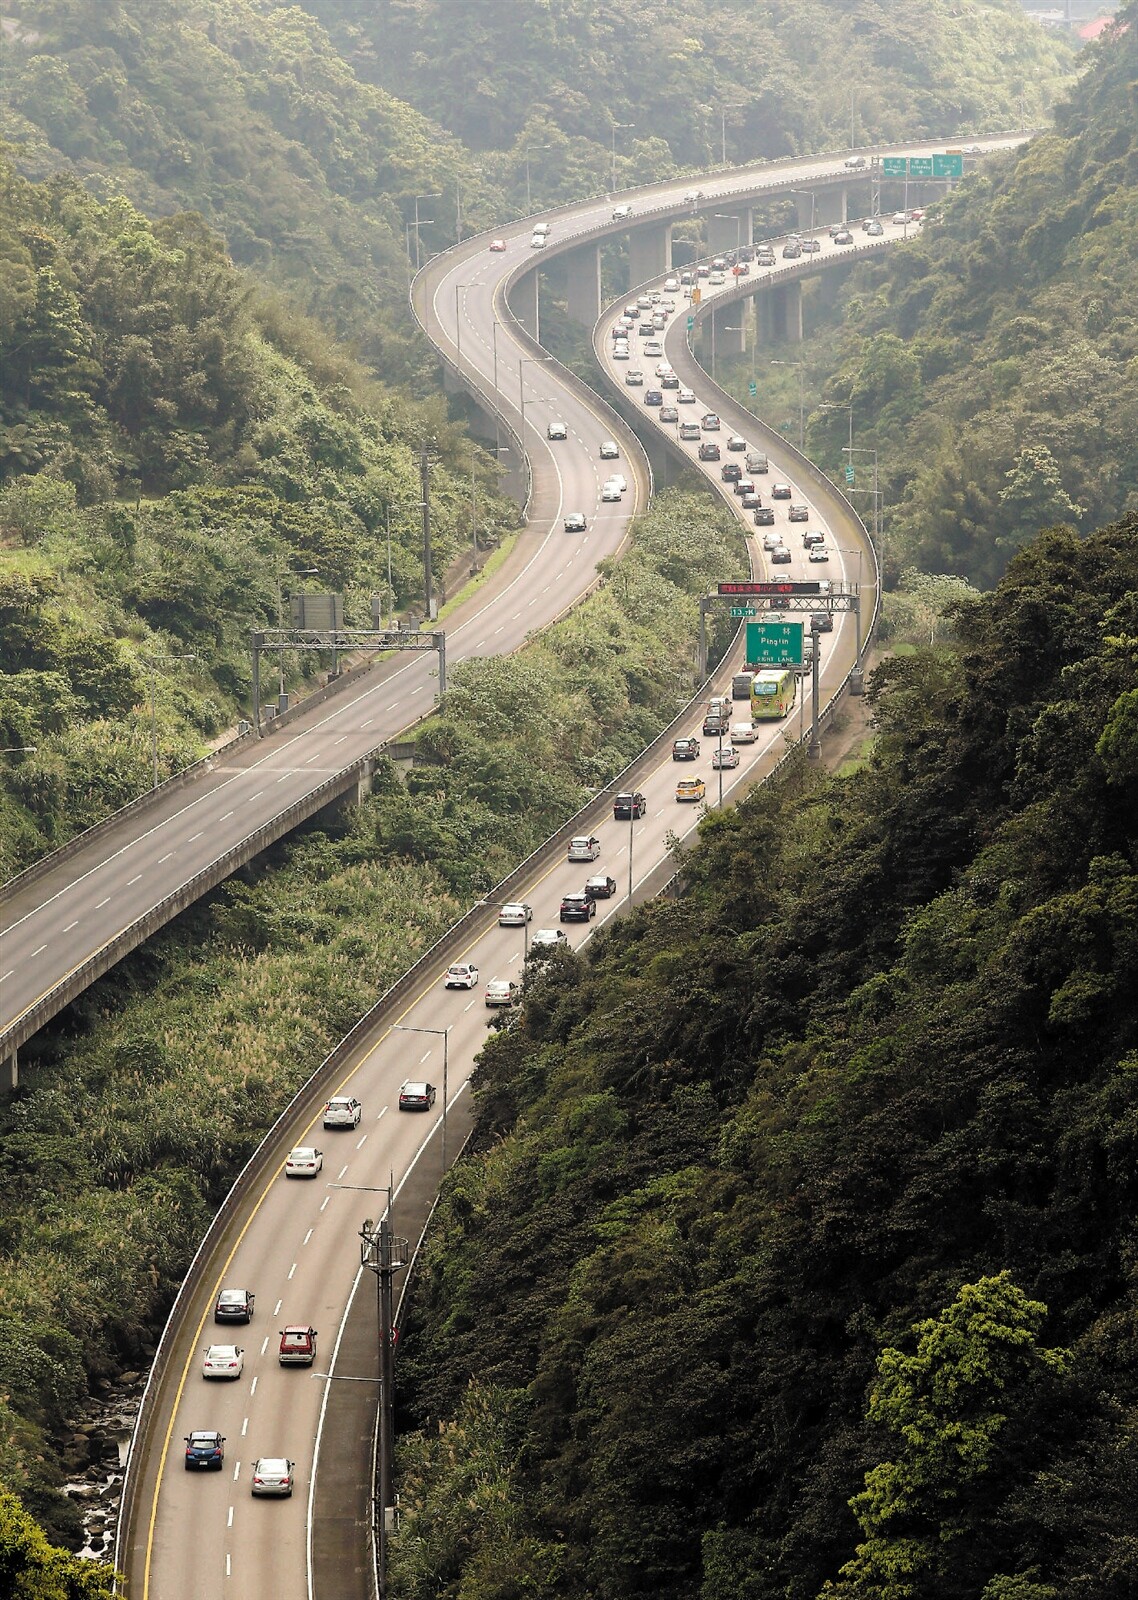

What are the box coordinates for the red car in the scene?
[489,239,507,252]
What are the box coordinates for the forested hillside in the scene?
[0,156,512,872]
[309,0,1070,178]
[393,518,1138,1598]
[786,8,1138,589]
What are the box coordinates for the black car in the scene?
[753,506,776,526]
[215,1289,255,1325]
[721,462,742,482]
[560,892,597,923]
[741,491,761,509]
[644,390,664,406]
[585,874,618,900]
[185,1431,226,1471]
[613,791,647,819]
[811,612,834,633]
[698,442,721,461]
[672,736,701,761]
[398,1081,437,1111]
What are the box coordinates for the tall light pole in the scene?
[412,192,440,272]
[455,282,467,371]
[519,353,553,445]
[835,544,865,683]
[790,188,817,241]
[610,119,634,192]
[713,211,742,255]
[843,444,882,569]
[393,1023,450,1168]
[817,398,854,459]
[712,320,742,383]
[524,145,550,213]
[456,167,481,242]
[359,1202,408,1600]
[143,654,199,788]
[770,359,805,451]
[492,319,500,395]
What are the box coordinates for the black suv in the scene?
[672,736,701,760]
[721,462,742,482]
[614,791,647,819]
[560,892,597,923]
[698,442,721,461]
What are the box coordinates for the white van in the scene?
[532,222,551,237]
[613,203,633,220]
[530,232,547,249]
[745,451,769,474]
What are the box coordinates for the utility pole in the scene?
[419,444,434,621]
[360,1206,409,1600]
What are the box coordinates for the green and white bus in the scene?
[750,666,797,720]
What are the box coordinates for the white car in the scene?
[250,1458,294,1497]
[322,1095,362,1129]
[605,473,628,493]
[643,340,663,357]
[762,531,783,551]
[601,482,622,502]
[808,545,831,562]
[203,1344,245,1380]
[485,978,522,1008]
[624,369,645,386]
[568,835,602,862]
[599,440,620,459]
[547,420,568,440]
[730,722,759,744]
[284,1147,323,1178]
[444,962,479,988]
[664,274,680,290]
[708,270,726,285]
[892,212,911,225]
[529,928,568,950]
[613,343,630,360]
[498,902,532,926]
[677,386,696,404]
[712,746,740,769]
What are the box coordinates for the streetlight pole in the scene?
[770,360,804,451]
[143,654,198,788]
[412,192,440,272]
[492,319,500,395]
[818,399,854,459]
[455,282,467,371]
[717,725,725,808]
[518,354,553,444]
[524,146,550,213]
[359,1202,408,1600]
[791,188,816,241]
[393,1024,450,1168]
[610,120,633,192]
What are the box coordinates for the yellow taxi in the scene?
[675,777,706,803]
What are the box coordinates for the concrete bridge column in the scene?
[565,241,602,328]
[753,286,775,346]
[508,270,540,343]
[770,280,803,342]
[627,222,672,289]
[2,1045,16,1091]
[814,186,848,226]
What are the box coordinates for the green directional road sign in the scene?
[748,381,757,397]
[729,606,757,618]
[845,464,855,485]
[933,152,964,179]
[686,315,695,330]
[746,621,804,666]
[908,156,934,178]
[881,156,907,178]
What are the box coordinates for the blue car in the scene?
[185,1431,226,1470]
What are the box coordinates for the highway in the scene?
[0,136,1025,1074]
[110,134,1028,1598]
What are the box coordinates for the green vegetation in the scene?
[0,1486,117,1599]
[391,518,1138,1597]
[0,489,743,1547]
[0,155,516,872]
[720,10,1138,591]
[310,0,1071,188]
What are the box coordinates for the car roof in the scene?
[218,1288,248,1300]
[402,1080,430,1093]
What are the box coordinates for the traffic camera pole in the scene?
[360,1208,408,1598]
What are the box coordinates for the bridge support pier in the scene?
[565,241,603,327]
[770,280,803,342]
[628,222,672,289]
[713,303,746,356]
[508,271,540,342]
[2,1045,15,1091]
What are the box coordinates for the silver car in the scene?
[250,1457,294,1497]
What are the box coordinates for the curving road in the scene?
[0,136,1026,1073]
[117,135,1032,1600]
